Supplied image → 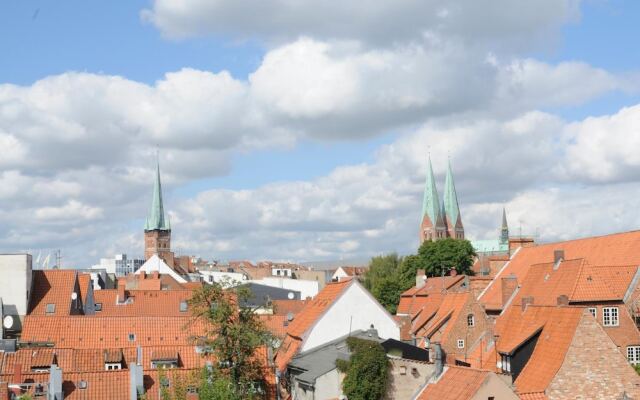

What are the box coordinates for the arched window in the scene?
[467,314,475,327]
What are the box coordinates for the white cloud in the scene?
[142,0,580,49]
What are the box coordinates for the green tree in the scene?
[188,282,272,399]
[198,367,242,400]
[371,277,404,314]
[364,253,402,291]
[399,238,476,283]
[337,337,389,400]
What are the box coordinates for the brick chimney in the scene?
[508,237,535,253]
[557,294,569,306]
[12,363,22,386]
[117,283,126,304]
[501,274,518,306]
[521,296,534,312]
[416,269,427,289]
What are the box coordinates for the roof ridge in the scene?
[568,258,587,301]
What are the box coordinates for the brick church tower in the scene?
[420,157,464,243]
[144,162,175,267]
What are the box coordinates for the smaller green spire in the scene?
[144,161,170,231]
[501,207,509,243]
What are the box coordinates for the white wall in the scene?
[0,254,32,317]
[199,271,247,287]
[292,369,343,400]
[331,267,349,281]
[253,277,319,299]
[302,282,399,352]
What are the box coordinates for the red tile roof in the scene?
[260,315,289,339]
[416,366,491,400]
[401,275,465,297]
[93,289,193,317]
[28,270,79,316]
[272,299,308,316]
[479,230,640,310]
[419,292,470,346]
[495,305,583,393]
[21,316,203,348]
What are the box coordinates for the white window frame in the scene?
[457,339,465,349]
[588,307,597,318]
[603,307,619,327]
[628,346,640,365]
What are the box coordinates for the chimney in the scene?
[449,268,458,277]
[129,363,144,400]
[521,296,534,312]
[433,342,444,378]
[12,363,22,386]
[151,271,159,280]
[416,269,427,289]
[49,364,63,400]
[117,284,126,304]
[557,294,569,306]
[501,275,518,306]
[554,250,564,265]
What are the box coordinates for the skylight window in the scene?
[45,303,55,314]
[179,301,188,312]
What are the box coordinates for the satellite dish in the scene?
[3,315,14,329]
[71,292,78,300]
[287,292,294,300]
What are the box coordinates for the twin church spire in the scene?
[420,157,464,242]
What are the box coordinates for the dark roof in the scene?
[382,338,429,361]
[239,283,301,308]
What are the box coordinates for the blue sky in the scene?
[1,1,640,265]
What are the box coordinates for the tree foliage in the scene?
[188,282,272,399]
[366,239,476,314]
[339,337,389,400]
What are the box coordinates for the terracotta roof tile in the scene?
[28,270,79,316]
[419,292,470,345]
[518,393,549,400]
[93,289,193,317]
[479,230,640,310]
[401,275,464,297]
[260,315,289,339]
[416,366,490,400]
[272,299,308,316]
[21,316,202,348]
[495,305,583,393]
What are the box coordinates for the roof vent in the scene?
[553,250,564,269]
[286,312,294,322]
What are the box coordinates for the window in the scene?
[628,346,640,364]
[588,307,597,318]
[78,380,88,390]
[95,303,102,312]
[603,307,619,326]
[467,314,475,327]
[45,303,56,314]
[500,354,511,374]
[179,301,188,312]
[128,333,136,342]
[105,363,122,371]
[457,339,465,349]
[399,366,407,375]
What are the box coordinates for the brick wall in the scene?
[436,295,491,363]
[547,310,640,400]
[385,358,434,400]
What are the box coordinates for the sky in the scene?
[1,0,640,267]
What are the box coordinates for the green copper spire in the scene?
[442,159,461,225]
[501,207,509,243]
[422,156,442,226]
[144,161,170,231]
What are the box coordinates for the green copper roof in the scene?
[144,162,170,231]
[471,239,509,254]
[442,160,461,224]
[422,157,442,225]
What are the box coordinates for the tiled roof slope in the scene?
[272,299,307,316]
[418,292,470,344]
[275,279,352,371]
[28,270,78,316]
[416,366,490,400]
[401,275,464,297]
[496,305,583,393]
[21,316,203,348]
[260,315,289,339]
[93,290,193,316]
[479,230,640,309]
[511,259,639,308]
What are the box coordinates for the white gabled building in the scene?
[135,254,186,283]
[275,278,400,373]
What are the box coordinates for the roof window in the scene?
[45,303,56,314]
[128,333,136,342]
[78,380,88,389]
[95,303,102,311]
[179,301,188,312]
